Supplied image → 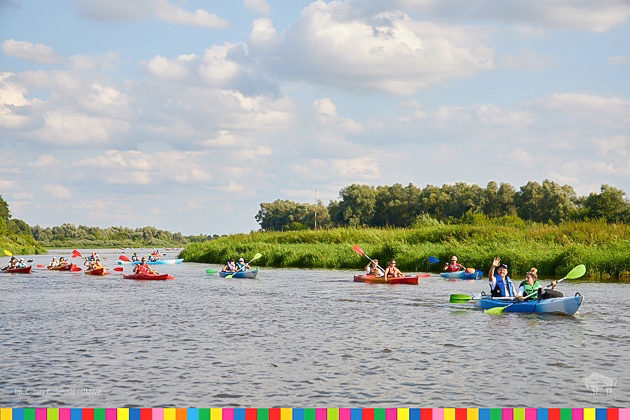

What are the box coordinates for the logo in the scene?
[584,372,617,395]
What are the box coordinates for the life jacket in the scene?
[136,263,149,274]
[519,280,541,300]
[490,274,515,297]
[446,263,463,272]
[236,262,247,271]
[226,262,236,271]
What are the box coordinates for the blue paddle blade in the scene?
[428,256,440,264]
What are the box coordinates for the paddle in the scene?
[352,245,386,273]
[449,294,515,303]
[225,253,262,279]
[428,256,440,264]
[27,259,33,263]
[37,264,45,268]
[71,264,82,272]
[484,264,587,314]
[205,269,217,274]
[3,249,12,256]
[72,250,82,258]
[119,255,131,262]
[113,267,124,272]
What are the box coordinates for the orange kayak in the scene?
[353,274,420,285]
[85,267,107,276]
[48,264,80,271]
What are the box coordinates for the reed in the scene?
[180,222,630,280]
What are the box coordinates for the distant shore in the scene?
[180,222,630,280]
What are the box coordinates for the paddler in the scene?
[222,258,236,272]
[47,257,58,269]
[443,255,466,272]
[516,268,542,301]
[383,259,404,282]
[134,257,156,274]
[58,257,68,267]
[488,257,516,297]
[365,259,384,276]
[235,257,250,272]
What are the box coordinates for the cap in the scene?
[498,263,508,269]
[451,256,457,261]
[239,258,245,262]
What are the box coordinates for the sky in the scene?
[1,0,629,235]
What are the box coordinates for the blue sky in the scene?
[1,0,629,235]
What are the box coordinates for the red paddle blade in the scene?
[37,264,45,268]
[352,245,365,256]
[418,273,431,278]
[71,265,82,271]
[113,267,123,272]
[119,255,130,262]
[72,250,82,258]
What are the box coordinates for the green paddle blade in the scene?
[449,294,472,303]
[205,269,217,274]
[251,252,262,261]
[484,306,507,314]
[564,264,586,280]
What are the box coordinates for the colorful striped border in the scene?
[0,409,628,420]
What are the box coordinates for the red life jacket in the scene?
[446,263,463,272]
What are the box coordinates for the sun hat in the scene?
[239,258,245,262]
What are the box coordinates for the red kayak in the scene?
[3,266,32,274]
[353,274,420,285]
[85,267,107,276]
[47,264,80,271]
[123,273,173,281]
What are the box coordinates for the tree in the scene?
[484,181,516,217]
[584,185,630,223]
[372,183,421,227]
[329,184,377,226]
[514,180,576,223]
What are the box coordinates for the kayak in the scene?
[219,269,259,279]
[441,270,483,280]
[2,266,32,274]
[85,267,107,276]
[475,295,583,315]
[123,273,174,280]
[353,274,419,285]
[48,264,78,271]
[117,258,183,265]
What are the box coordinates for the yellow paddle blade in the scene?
[251,253,262,261]
[484,306,507,314]
[3,249,12,256]
[565,264,586,280]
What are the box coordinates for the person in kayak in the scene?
[2,257,18,270]
[47,257,58,269]
[516,268,542,300]
[222,258,236,272]
[443,256,466,272]
[131,253,139,262]
[17,258,26,268]
[134,257,156,274]
[235,257,250,272]
[488,257,516,297]
[384,259,404,282]
[365,259,385,276]
[58,257,69,267]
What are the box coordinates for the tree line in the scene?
[255,181,630,230]
[1,194,219,247]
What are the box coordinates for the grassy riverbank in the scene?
[0,234,47,256]
[180,221,630,280]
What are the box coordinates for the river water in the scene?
[1,249,628,407]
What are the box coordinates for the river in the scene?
[1,249,628,407]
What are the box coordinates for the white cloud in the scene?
[543,93,630,126]
[144,55,191,80]
[609,55,630,65]
[250,2,494,95]
[34,110,129,145]
[1,39,62,64]
[31,155,61,168]
[313,98,363,134]
[244,0,271,15]
[289,157,380,182]
[42,184,71,199]
[434,104,534,129]
[77,0,228,28]
[0,179,16,190]
[397,0,630,32]
[199,44,241,87]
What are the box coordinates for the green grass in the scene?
[180,222,630,280]
[0,233,47,256]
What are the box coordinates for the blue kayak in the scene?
[117,258,184,265]
[441,270,483,280]
[219,269,258,279]
[475,295,583,315]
